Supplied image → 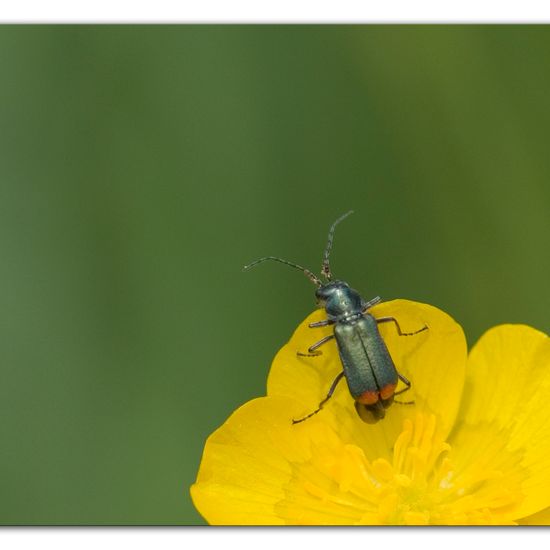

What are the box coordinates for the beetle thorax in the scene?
[316,281,363,320]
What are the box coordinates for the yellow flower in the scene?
[190,299,550,525]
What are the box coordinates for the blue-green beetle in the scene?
[245,211,428,424]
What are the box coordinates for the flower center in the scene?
[277,414,526,525]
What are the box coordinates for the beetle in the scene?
[244,211,428,424]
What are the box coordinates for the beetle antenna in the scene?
[244,256,322,287]
[322,210,354,280]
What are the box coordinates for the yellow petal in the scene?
[518,506,550,525]
[457,324,550,519]
[267,299,467,460]
[191,396,336,524]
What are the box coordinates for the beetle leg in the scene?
[308,319,333,328]
[375,316,428,336]
[297,334,335,357]
[361,295,382,311]
[394,373,414,404]
[394,373,411,396]
[292,371,345,424]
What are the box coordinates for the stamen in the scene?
[277,414,527,525]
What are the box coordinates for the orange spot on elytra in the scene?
[356,383,397,405]
[356,391,379,405]
[380,383,397,400]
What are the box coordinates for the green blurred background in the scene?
[0,25,549,524]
